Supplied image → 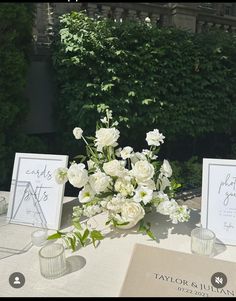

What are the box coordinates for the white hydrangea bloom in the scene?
[83,204,102,218]
[114,177,135,197]
[133,186,153,205]
[106,194,127,213]
[72,206,83,219]
[146,129,165,146]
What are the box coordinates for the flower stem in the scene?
[82,135,97,158]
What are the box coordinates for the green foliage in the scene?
[138,220,156,241]
[0,3,36,190]
[49,11,236,194]
[47,223,104,251]
[171,156,202,190]
[52,11,236,156]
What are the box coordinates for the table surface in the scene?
[0,191,236,297]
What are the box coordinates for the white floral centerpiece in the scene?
[49,108,190,250]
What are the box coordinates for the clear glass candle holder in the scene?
[31,229,48,247]
[191,227,215,256]
[39,243,67,279]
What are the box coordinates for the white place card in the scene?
[201,158,236,245]
[7,153,68,230]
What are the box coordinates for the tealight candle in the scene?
[191,227,215,256]
[31,229,48,247]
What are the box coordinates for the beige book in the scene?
[119,243,236,297]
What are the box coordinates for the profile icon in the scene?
[9,272,25,288]
[13,276,21,285]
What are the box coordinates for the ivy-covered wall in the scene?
[0,3,47,190]
[52,11,236,167]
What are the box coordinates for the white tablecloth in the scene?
[0,191,236,297]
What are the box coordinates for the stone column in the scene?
[170,3,198,32]
[101,5,111,18]
[150,13,160,25]
[87,3,98,18]
[127,9,137,21]
[196,21,204,33]
[139,11,149,22]
[113,8,124,22]
[232,4,236,17]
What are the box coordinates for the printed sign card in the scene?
[119,244,236,297]
[201,158,236,245]
[7,153,68,230]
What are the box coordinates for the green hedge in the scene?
[52,11,236,162]
[0,3,43,190]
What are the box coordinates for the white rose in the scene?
[73,127,83,140]
[54,167,68,184]
[120,202,145,229]
[89,171,112,194]
[78,184,95,203]
[159,159,172,178]
[120,146,134,159]
[132,160,155,183]
[146,129,165,146]
[67,163,88,188]
[103,160,125,177]
[95,127,120,152]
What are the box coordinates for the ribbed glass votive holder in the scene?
[39,243,67,279]
[191,227,216,256]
